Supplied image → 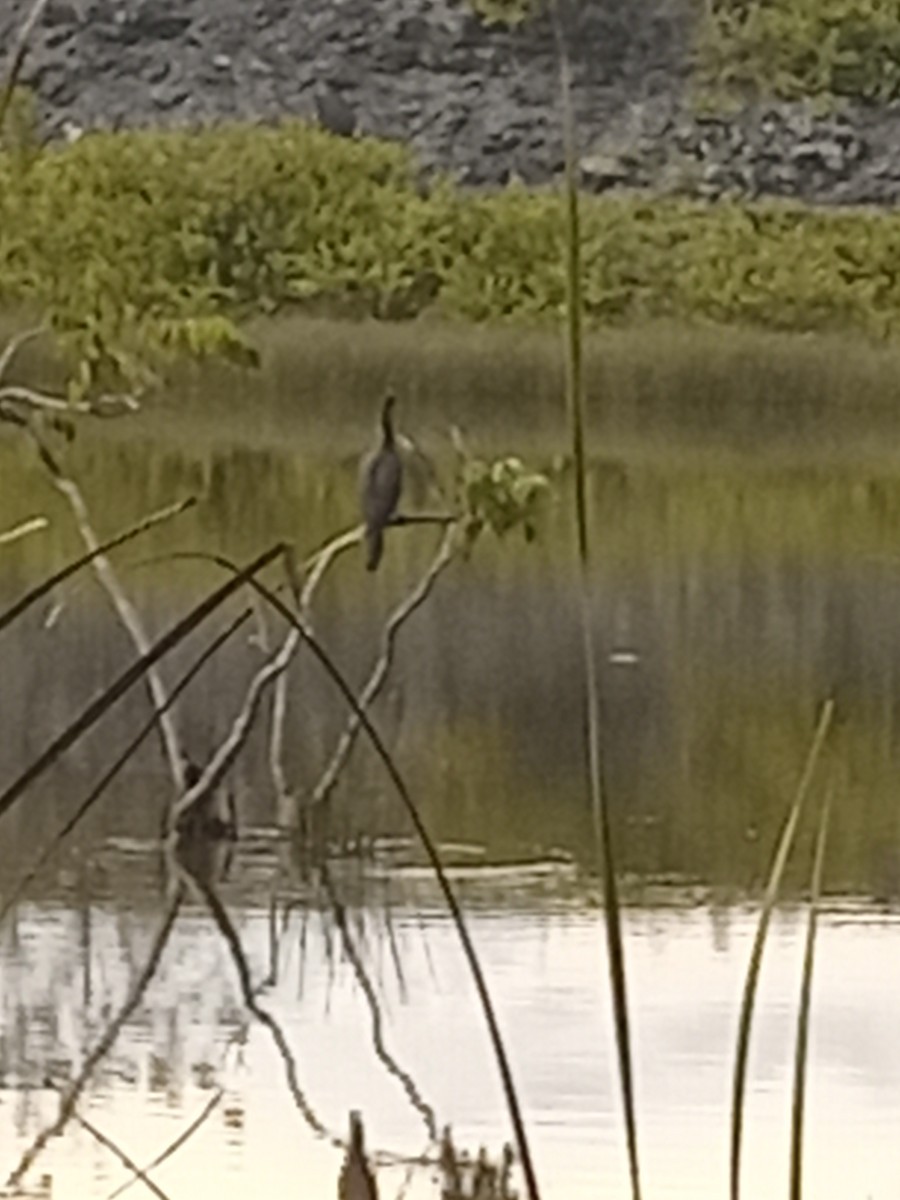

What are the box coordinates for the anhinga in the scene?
[359,393,403,572]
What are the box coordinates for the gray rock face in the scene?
[4,0,900,204]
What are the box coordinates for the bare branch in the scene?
[308,526,457,809]
[38,443,187,791]
[169,625,301,831]
[0,515,47,546]
[267,527,361,813]
[268,515,455,812]
[198,560,540,1195]
[0,496,197,636]
[0,542,285,825]
[0,383,141,418]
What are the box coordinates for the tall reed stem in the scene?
[556,10,641,1196]
[730,698,834,1200]
[789,789,832,1200]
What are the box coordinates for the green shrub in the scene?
[698,0,900,102]
[7,120,900,369]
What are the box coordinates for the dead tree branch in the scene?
[308,525,457,810]
[0,515,47,547]
[26,429,188,791]
[168,623,301,831]
[0,496,197,635]
[0,542,285,825]
[269,516,457,812]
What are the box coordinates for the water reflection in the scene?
[1,426,900,891]
[1,851,899,1200]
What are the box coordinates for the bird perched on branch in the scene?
[338,1110,378,1200]
[360,393,403,572]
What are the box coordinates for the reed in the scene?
[730,698,834,1200]
[554,7,642,1195]
[789,788,832,1200]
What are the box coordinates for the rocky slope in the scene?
[6,0,900,204]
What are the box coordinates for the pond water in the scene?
[2,336,900,1199]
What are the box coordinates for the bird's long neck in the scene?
[381,405,395,447]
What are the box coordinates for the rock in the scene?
[5,0,900,203]
[580,152,632,190]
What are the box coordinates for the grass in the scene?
[8,313,892,468]
[730,699,834,1200]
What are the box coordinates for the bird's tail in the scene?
[364,526,384,571]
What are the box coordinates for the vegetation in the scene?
[697,0,900,103]
[0,0,888,1197]
[8,116,900,388]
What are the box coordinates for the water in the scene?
[2,346,900,1198]
[4,877,900,1199]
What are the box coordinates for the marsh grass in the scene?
[730,699,834,1200]
[152,317,900,467]
[5,307,900,463]
[790,789,832,1200]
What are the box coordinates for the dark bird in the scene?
[338,1111,378,1200]
[360,393,402,572]
[314,82,357,138]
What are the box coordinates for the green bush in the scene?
[7,119,900,370]
[698,0,900,102]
